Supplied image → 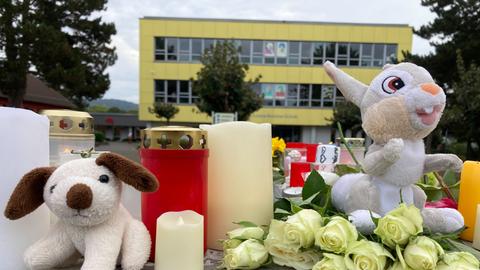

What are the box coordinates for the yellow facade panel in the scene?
[139,18,413,125]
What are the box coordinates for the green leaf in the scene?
[443,170,460,186]
[274,198,292,220]
[335,164,362,176]
[369,210,379,227]
[233,221,258,228]
[300,192,320,206]
[291,202,303,214]
[416,183,444,201]
[302,170,327,201]
[446,239,480,261]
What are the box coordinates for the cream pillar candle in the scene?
[155,210,204,270]
[473,205,480,250]
[201,122,273,250]
[0,108,50,269]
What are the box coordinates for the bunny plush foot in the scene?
[348,209,381,235]
[422,208,464,234]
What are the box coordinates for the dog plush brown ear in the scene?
[96,152,159,192]
[4,167,56,220]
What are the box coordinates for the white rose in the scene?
[284,209,323,249]
[222,239,269,270]
[227,227,265,241]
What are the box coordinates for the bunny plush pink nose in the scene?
[421,83,442,96]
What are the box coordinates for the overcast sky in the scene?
[101,0,437,103]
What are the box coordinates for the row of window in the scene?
[154,37,398,67]
[154,80,343,108]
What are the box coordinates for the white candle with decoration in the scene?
[201,122,273,250]
[0,108,50,269]
[155,211,204,270]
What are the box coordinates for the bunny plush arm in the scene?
[362,139,404,176]
[424,154,463,173]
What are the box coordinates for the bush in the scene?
[95,131,106,143]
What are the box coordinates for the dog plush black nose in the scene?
[66,184,93,210]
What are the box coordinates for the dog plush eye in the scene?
[49,184,56,194]
[98,174,109,183]
[382,76,405,94]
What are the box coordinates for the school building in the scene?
[138,17,412,142]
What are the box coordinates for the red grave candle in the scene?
[139,127,208,261]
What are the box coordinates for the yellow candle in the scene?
[201,122,273,250]
[473,205,480,250]
[458,161,480,241]
[155,211,204,270]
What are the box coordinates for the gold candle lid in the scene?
[141,126,207,150]
[40,110,94,137]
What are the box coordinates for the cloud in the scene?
[103,0,436,103]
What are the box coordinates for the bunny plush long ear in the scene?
[324,61,368,107]
[96,152,159,192]
[4,167,56,220]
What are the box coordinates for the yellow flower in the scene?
[272,137,286,156]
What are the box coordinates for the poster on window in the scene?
[322,86,335,100]
[276,42,288,58]
[261,84,274,100]
[274,84,287,100]
[264,42,275,57]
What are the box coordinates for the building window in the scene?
[385,44,397,64]
[325,42,336,64]
[166,38,178,61]
[361,44,373,67]
[252,40,263,64]
[191,39,203,61]
[349,43,360,66]
[337,43,348,66]
[154,36,398,68]
[301,42,312,65]
[239,40,251,63]
[288,42,300,65]
[313,43,324,65]
[155,37,166,60]
[155,79,340,108]
[155,80,166,102]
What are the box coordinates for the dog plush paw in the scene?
[383,138,404,162]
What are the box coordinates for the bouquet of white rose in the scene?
[220,170,480,270]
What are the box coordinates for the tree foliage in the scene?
[329,101,362,137]
[191,41,263,121]
[404,0,480,88]
[441,51,480,159]
[0,0,117,108]
[149,102,179,125]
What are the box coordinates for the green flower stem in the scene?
[336,122,365,173]
[433,171,456,203]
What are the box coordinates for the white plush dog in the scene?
[4,153,159,270]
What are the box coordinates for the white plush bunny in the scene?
[324,61,464,234]
[4,153,159,270]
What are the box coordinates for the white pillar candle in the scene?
[0,108,50,269]
[473,204,480,250]
[155,210,204,270]
[201,122,273,250]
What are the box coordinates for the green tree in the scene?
[404,0,480,88]
[87,104,109,112]
[191,41,263,121]
[329,101,362,137]
[0,0,117,108]
[107,106,124,113]
[441,51,480,159]
[149,102,179,125]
